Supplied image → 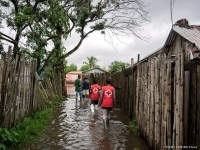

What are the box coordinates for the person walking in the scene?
[82,77,90,99]
[74,74,82,101]
[99,77,115,129]
[90,79,101,113]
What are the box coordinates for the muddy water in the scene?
[18,97,149,150]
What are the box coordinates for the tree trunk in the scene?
[56,26,67,98]
[60,62,67,97]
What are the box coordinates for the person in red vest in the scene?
[98,77,115,129]
[90,79,101,113]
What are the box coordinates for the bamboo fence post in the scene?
[196,65,200,149]
[172,64,176,149]
[0,53,6,126]
[160,56,164,149]
[179,51,184,146]
[167,51,172,147]
[184,71,190,146]
[154,57,158,149]
[15,55,23,124]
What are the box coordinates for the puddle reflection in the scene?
[17,98,149,150]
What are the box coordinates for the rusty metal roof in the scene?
[163,25,200,54]
[194,25,200,31]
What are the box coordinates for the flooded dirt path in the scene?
[18,97,149,150]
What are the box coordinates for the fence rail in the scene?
[0,46,62,129]
[89,49,200,149]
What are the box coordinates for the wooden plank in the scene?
[147,60,151,144]
[154,57,158,149]
[179,52,184,146]
[184,71,190,146]
[0,53,6,126]
[196,65,200,149]
[188,67,197,146]
[167,53,172,147]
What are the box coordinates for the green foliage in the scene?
[109,61,130,74]
[91,21,106,30]
[65,63,77,73]
[45,95,63,107]
[129,119,139,136]
[45,67,53,76]
[13,108,53,147]
[0,0,149,73]
[0,128,19,150]
[0,0,9,7]
[83,56,98,69]
[80,64,90,71]
[0,95,63,149]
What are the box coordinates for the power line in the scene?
[170,0,176,26]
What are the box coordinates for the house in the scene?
[65,71,82,83]
[163,18,200,61]
[82,67,109,75]
[82,67,110,84]
[65,71,82,94]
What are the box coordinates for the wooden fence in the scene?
[0,46,62,129]
[89,48,200,149]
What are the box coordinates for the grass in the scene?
[14,108,53,146]
[0,95,63,150]
[129,119,139,136]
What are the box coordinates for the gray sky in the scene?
[65,0,200,69]
[2,0,200,70]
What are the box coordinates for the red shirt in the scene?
[90,84,101,100]
[101,85,115,107]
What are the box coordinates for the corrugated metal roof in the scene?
[194,25,200,31]
[82,67,109,73]
[163,29,177,54]
[173,25,200,49]
[163,25,200,54]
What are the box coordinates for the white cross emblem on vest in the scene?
[93,88,98,93]
[105,89,112,97]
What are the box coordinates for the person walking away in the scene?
[90,79,101,113]
[74,74,82,101]
[99,78,115,129]
[82,77,90,99]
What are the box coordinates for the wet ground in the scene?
[17,97,149,150]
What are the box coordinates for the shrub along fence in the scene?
[108,52,200,149]
[0,46,62,129]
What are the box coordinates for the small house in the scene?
[65,71,82,94]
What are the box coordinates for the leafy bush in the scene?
[0,95,63,149]
[0,108,53,149]
[0,128,19,150]
[14,108,53,146]
[129,119,139,136]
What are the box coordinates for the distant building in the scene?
[65,71,82,94]
[82,67,109,75]
[82,67,110,87]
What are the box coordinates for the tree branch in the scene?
[33,0,47,11]
[10,0,18,13]
[65,17,75,35]
[61,29,95,59]
[46,35,58,41]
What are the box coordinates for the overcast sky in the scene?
[2,0,200,70]
[65,0,200,69]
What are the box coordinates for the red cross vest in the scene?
[101,85,115,107]
[90,84,101,100]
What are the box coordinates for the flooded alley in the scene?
[18,97,149,150]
